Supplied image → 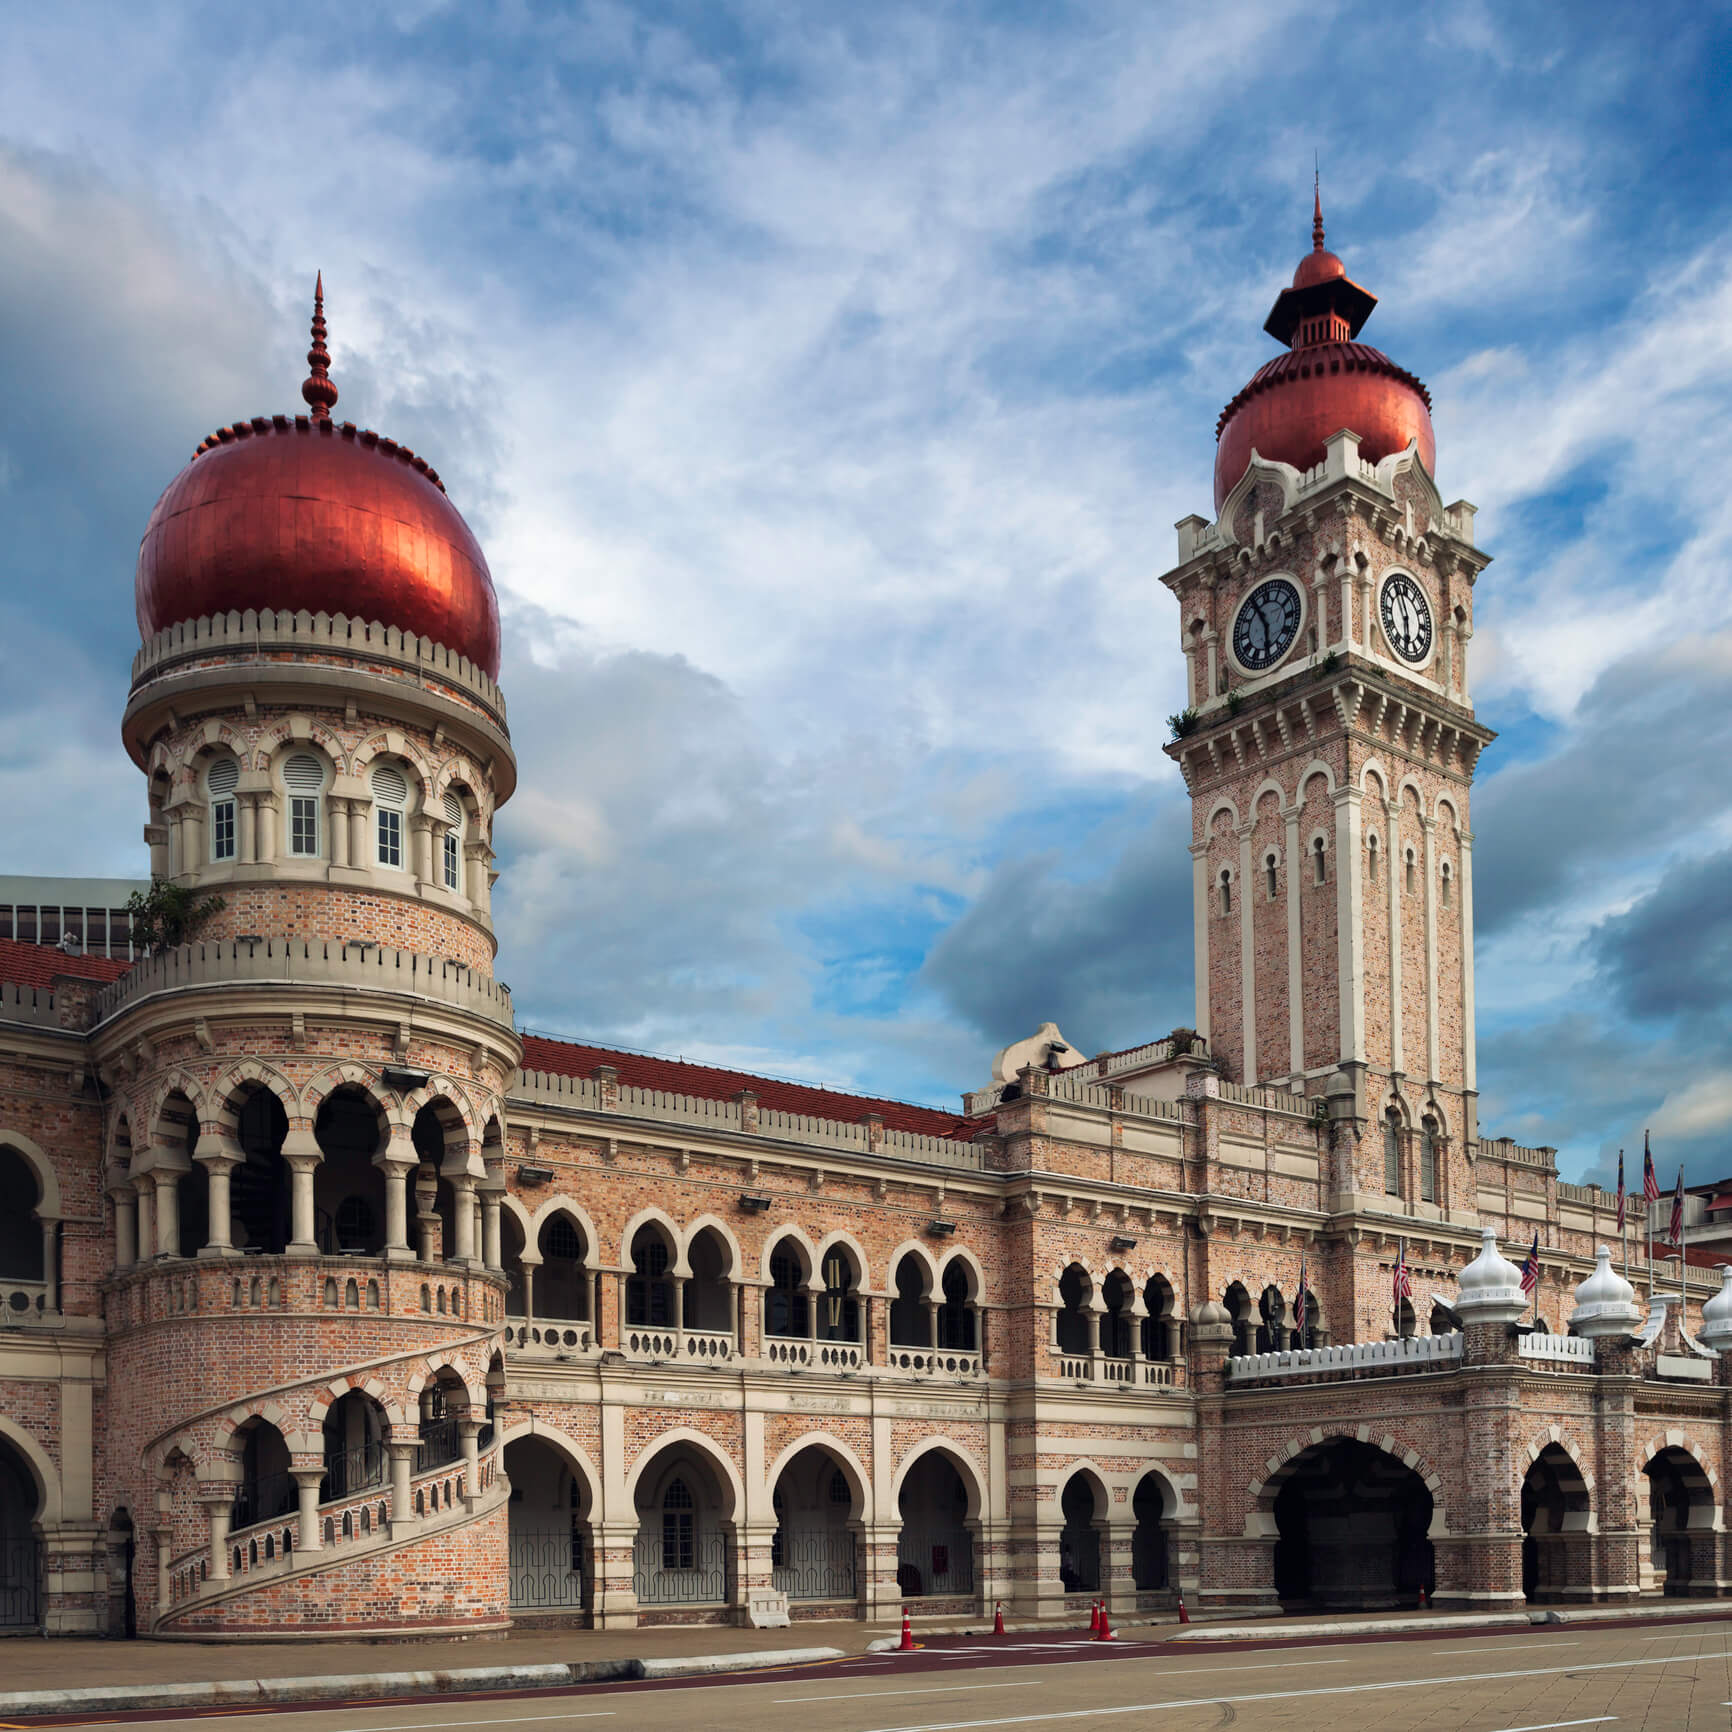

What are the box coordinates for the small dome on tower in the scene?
[1568,1247,1640,1339]
[1213,187,1434,510]
[1699,1266,1732,1353]
[134,277,502,679]
[1454,1227,1527,1325]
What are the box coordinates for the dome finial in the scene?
[301,272,339,421]
[1313,162,1325,252]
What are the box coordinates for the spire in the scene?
[301,273,339,421]
[1313,166,1325,252]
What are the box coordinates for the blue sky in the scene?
[3,1,1732,1181]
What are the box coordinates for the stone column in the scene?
[415,1168,440,1262]
[1236,820,1256,1082]
[1283,802,1305,1077]
[153,1171,181,1259]
[480,1184,503,1273]
[450,1176,478,1265]
[412,814,435,886]
[589,1519,642,1629]
[378,1132,417,1262]
[111,1184,137,1270]
[730,1521,779,1625]
[197,1136,242,1256]
[257,796,279,862]
[204,1497,232,1579]
[349,802,369,871]
[293,1469,324,1552]
[1103,1515,1136,1615]
[133,1176,155,1264]
[237,795,258,865]
[328,797,350,869]
[520,1257,538,1323]
[282,1130,321,1258]
[40,1218,59,1314]
[459,1418,485,1506]
[388,1441,417,1536]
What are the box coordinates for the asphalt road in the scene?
[27,1619,1732,1732]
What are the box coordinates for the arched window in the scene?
[1256,1285,1285,1353]
[661,1479,695,1571]
[333,1196,375,1254]
[1420,1118,1439,1204]
[1384,1113,1402,1196]
[1312,836,1327,884]
[1405,848,1417,895]
[442,792,463,891]
[1224,1282,1253,1356]
[372,766,408,870]
[1367,832,1379,884]
[821,1250,859,1342]
[1140,1275,1175,1361]
[890,1255,931,1348]
[626,1228,673,1327]
[1219,870,1232,916]
[1265,854,1278,899]
[766,1242,808,1338]
[1441,861,1452,908]
[1055,1265,1091,1357]
[283,754,325,858]
[938,1261,975,1351]
[207,757,239,862]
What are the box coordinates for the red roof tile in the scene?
[519,1035,980,1142]
[0,936,133,991]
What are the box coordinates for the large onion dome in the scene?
[1699,1266,1732,1353]
[1568,1246,1640,1339]
[1454,1227,1527,1326]
[1213,188,1435,510]
[134,278,501,679]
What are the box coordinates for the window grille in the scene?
[1384,1118,1402,1195]
[283,754,324,857]
[1420,1124,1438,1203]
[661,1480,695,1572]
[545,1218,581,1261]
[208,758,239,861]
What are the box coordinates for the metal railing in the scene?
[322,1441,386,1503]
[772,1528,856,1601]
[632,1528,727,1605]
[418,1418,462,1469]
[509,1527,587,1609]
[896,1525,974,1598]
[230,1471,297,1533]
[1060,1526,1101,1594]
[0,1537,39,1629]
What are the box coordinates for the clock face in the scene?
[1379,573,1433,664]
[1232,578,1302,672]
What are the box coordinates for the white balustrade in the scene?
[1516,1333,1594,1365]
[681,1328,736,1364]
[1226,1332,1464,1384]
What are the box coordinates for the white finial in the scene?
[1569,1245,1640,1339]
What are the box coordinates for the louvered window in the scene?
[373,765,408,869]
[283,754,325,857]
[442,791,462,890]
[207,757,239,862]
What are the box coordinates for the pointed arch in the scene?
[764,1431,872,1523]
[890,1437,987,1523]
[885,1239,940,1298]
[0,1128,61,1219]
[624,1427,744,1519]
[759,1222,820,1286]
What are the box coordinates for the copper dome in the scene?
[1213,194,1434,510]
[134,281,502,680]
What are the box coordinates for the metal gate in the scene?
[772,1528,855,1600]
[895,1525,973,1598]
[0,1538,39,1629]
[632,1528,727,1604]
[509,1526,586,1609]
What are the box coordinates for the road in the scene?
[24,1619,1732,1732]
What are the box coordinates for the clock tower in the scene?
[1158,194,1494,1220]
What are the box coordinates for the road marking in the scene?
[1432,1642,1582,1654]
[858,1650,1730,1732]
[328,1715,616,1731]
[776,1657,1351,1702]
[1489,1720,1616,1731]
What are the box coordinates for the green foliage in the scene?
[125,878,225,954]
[1166,706,1200,741]
[1315,648,1341,679]
[1224,688,1244,717]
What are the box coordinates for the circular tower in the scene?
[94,283,519,1637]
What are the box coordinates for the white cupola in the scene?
[1568,1246,1640,1339]
[1699,1266,1732,1353]
[1454,1226,1528,1325]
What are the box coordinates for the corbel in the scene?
[394,1022,412,1061]
[134,1036,155,1072]
[746,1156,759,1184]
[194,1018,213,1054]
[603,1137,620,1165]
[808,1167,826,1193]
[875,1175,889,1201]
[291,1012,307,1051]
[242,693,257,720]
[675,1148,691,1175]
[344,698,358,725]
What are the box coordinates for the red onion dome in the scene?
[1213,191,1434,511]
[134,278,501,680]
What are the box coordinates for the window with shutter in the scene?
[283,754,325,857]
[442,792,462,890]
[372,766,408,869]
[207,758,240,862]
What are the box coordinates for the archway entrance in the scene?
[896,1453,975,1603]
[1522,1444,1591,1603]
[107,1508,135,1639]
[0,1439,40,1630]
[771,1446,857,1605]
[505,1437,589,1615]
[1058,1475,1101,1594]
[1644,1447,1715,1596]
[632,1446,730,1610]
[1131,1473,1171,1594]
[1272,1439,1433,1610]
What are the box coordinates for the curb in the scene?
[0,1650,847,1718]
[1169,1612,1533,1642]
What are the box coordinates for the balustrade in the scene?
[1227,1332,1464,1384]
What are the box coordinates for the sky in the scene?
[3,0,1731,1183]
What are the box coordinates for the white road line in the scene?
[1489,1719,1616,1731]
[1433,1642,1583,1654]
[776,1657,1352,1703]
[331,1713,616,1730]
[858,1649,1730,1732]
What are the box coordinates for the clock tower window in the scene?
[1367,832,1379,885]
[1440,861,1452,908]
[1219,870,1233,916]
[1265,855,1279,900]
[1405,849,1417,895]
[1383,1114,1402,1197]
[1312,836,1327,885]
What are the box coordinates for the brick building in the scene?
[1,216,1726,1643]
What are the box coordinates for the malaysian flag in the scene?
[1644,1130,1660,1201]
[1615,1150,1626,1233]
[1670,1163,1685,1249]
[1520,1232,1540,1295]
[1393,1241,1412,1303]
[1294,1255,1308,1336]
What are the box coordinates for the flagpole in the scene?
[1678,1163,1688,1326]
[1646,1131,1653,1308]
[1620,1150,1628,1286]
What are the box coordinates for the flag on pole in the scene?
[1393,1241,1412,1303]
[1616,1150,1627,1232]
[1520,1232,1540,1295]
[1670,1163,1685,1248]
[1294,1254,1307,1337]
[1644,1132,1660,1200]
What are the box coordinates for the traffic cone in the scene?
[1095,1602,1116,1642]
[1088,1599,1101,1634]
[1418,1586,1428,1609]
[1177,1593,1190,1625]
[899,1607,916,1651]
[993,1600,1006,1636]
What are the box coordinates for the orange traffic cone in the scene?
[1088,1599,1100,1634]
[1418,1586,1428,1609]
[1096,1603,1116,1642]
[1177,1593,1190,1625]
[899,1607,916,1652]
[993,1601,1006,1636]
